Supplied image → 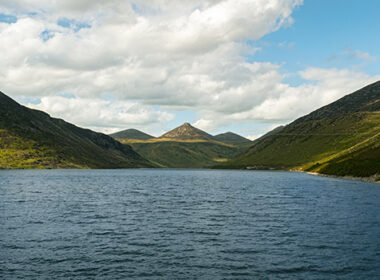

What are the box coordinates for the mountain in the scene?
[219,81,380,180]
[119,123,250,168]
[127,141,244,168]
[250,126,284,145]
[110,129,154,140]
[214,132,252,144]
[0,91,153,169]
[160,122,213,140]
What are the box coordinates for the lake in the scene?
[0,169,379,279]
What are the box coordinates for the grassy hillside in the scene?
[220,81,380,179]
[0,91,153,169]
[127,140,246,168]
[110,128,154,140]
[214,132,252,145]
[303,117,380,177]
[118,123,250,168]
[160,122,213,140]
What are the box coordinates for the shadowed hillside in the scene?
[214,132,252,145]
[0,91,153,169]
[110,129,154,140]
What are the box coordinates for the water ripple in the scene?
[0,169,379,279]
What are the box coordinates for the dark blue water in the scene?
[0,170,379,279]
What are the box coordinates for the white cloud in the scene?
[329,49,376,63]
[247,134,264,141]
[0,1,301,94]
[350,50,376,62]
[193,118,220,132]
[27,96,174,134]
[1,0,379,134]
[191,68,380,131]
[0,0,129,14]
[0,0,304,131]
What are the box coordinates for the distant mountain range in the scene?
[219,81,380,181]
[0,92,153,169]
[111,123,252,168]
[111,122,252,144]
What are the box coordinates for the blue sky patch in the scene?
[40,30,55,41]
[57,17,91,32]
[15,96,41,105]
[0,13,17,24]
[58,92,77,99]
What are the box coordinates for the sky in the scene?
[0,0,379,139]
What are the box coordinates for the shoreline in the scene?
[303,171,380,184]
[1,167,379,184]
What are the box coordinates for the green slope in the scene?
[213,132,252,145]
[110,128,154,140]
[220,81,380,179]
[249,126,284,145]
[127,140,247,168]
[160,122,213,140]
[119,123,250,168]
[0,91,153,169]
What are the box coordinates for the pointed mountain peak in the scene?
[160,122,213,140]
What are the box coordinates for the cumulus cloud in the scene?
[0,0,303,128]
[193,67,380,131]
[1,0,379,134]
[27,96,174,134]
